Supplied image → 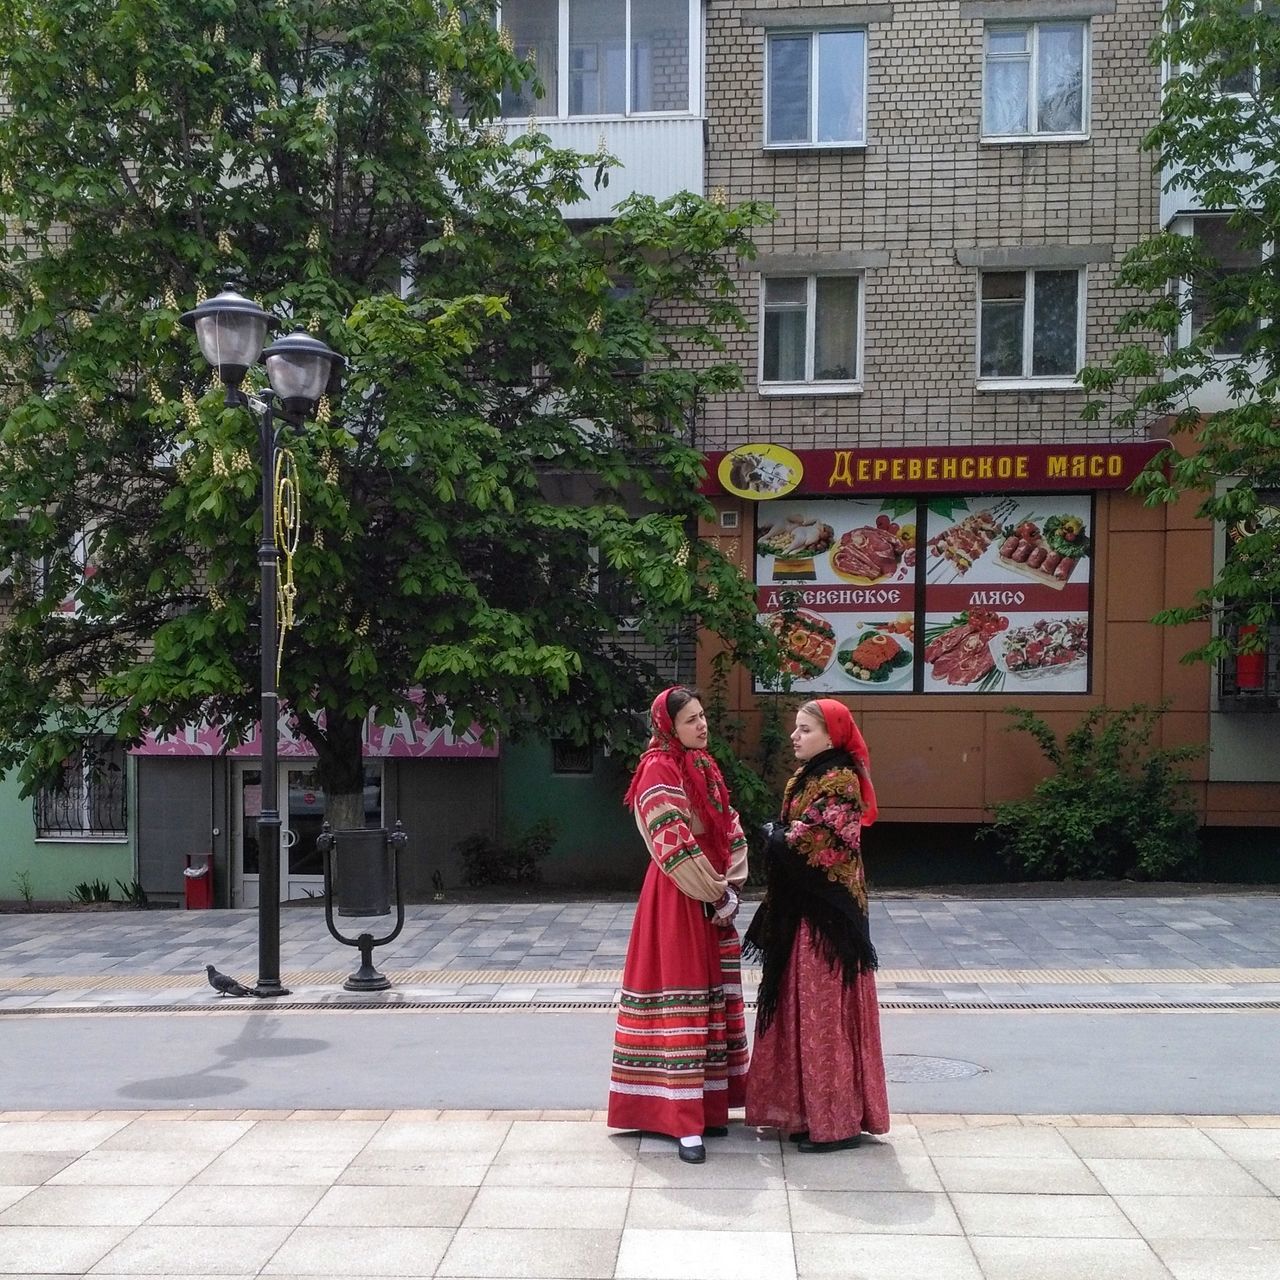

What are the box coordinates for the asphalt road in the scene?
[4,1007,1276,1114]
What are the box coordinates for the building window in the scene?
[765,29,866,147]
[501,0,693,119]
[978,268,1083,384]
[1178,216,1263,358]
[1168,1,1277,98]
[34,736,127,839]
[983,22,1088,139]
[761,275,861,390]
[552,740,594,773]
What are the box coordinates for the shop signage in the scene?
[708,440,1166,498]
[755,494,1094,695]
[132,694,498,759]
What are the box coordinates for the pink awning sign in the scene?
[132,699,497,759]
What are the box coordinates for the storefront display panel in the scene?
[754,494,1093,695]
[921,495,1092,694]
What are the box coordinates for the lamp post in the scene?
[180,286,344,997]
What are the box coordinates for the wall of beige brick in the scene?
[697,0,1164,450]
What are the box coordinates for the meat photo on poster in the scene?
[921,495,1093,694]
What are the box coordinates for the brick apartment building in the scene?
[693,0,1278,852]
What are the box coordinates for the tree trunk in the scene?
[316,711,367,831]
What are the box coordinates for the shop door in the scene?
[233,762,383,907]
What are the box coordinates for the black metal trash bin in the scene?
[318,822,408,991]
[332,828,393,917]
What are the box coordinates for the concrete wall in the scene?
[499,739,648,890]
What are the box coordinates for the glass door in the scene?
[283,764,327,902]
[233,761,383,906]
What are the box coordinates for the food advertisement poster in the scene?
[755,499,919,694]
[755,495,1093,694]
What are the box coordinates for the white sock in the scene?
[678,1135,702,1147]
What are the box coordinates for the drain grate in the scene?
[4,998,1280,1017]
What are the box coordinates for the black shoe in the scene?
[678,1141,707,1164]
[797,1135,860,1154]
[703,1126,730,1138]
[787,1131,809,1143]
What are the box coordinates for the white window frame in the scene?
[763,28,868,150]
[498,0,701,121]
[758,273,864,396]
[1173,214,1269,359]
[32,526,96,618]
[981,20,1091,143]
[975,267,1086,390]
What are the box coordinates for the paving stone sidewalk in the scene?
[1,1109,1278,1280]
[1,896,1277,1012]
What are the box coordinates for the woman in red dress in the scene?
[744,698,890,1152]
[607,686,749,1164]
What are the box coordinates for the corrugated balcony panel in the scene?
[536,117,705,219]
[1161,152,1265,225]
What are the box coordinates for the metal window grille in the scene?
[551,740,594,774]
[34,737,127,837]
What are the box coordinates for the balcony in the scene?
[500,0,703,218]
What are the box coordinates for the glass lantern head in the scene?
[262,329,345,419]
[179,286,272,388]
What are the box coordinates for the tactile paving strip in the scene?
[4,966,1280,991]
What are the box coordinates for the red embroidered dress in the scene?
[607,697,749,1138]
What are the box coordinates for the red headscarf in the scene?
[812,698,878,826]
[623,687,732,843]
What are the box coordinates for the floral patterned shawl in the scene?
[743,708,879,1033]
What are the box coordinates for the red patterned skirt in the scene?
[745,920,890,1142]
[607,863,749,1137]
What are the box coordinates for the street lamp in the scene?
[180,286,344,997]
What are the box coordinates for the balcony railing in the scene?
[535,117,704,219]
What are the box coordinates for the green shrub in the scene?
[13,870,35,905]
[705,662,793,887]
[115,878,148,908]
[456,819,557,887]
[982,702,1203,881]
[69,878,114,904]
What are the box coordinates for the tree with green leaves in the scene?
[1082,0,1280,667]
[0,0,774,826]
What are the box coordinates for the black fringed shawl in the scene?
[743,747,878,1033]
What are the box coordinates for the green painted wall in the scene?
[0,767,137,903]
[499,740,646,889]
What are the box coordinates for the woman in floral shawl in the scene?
[744,698,889,1152]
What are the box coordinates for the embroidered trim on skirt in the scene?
[608,864,748,1137]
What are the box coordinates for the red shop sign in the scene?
[705,441,1169,499]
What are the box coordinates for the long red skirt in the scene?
[607,863,749,1138]
[745,921,890,1142]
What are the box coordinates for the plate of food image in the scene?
[829,516,908,584]
[756,513,835,559]
[836,628,914,690]
[999,616,1089,681]
[765,609,837,681]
